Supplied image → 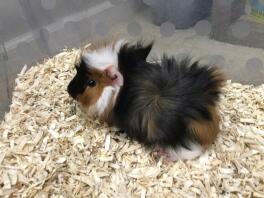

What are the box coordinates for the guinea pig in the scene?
[67,39,225,161]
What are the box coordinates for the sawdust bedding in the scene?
[0,47,264,198]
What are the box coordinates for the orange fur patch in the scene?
[211,68,226,90]
[189,107,220,148]
[188,68,224,148]
[140,110,157,141]
[77,68,112,107]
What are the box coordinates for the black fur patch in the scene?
[112,43,224,148]
[67,59,89,99]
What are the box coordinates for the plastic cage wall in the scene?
[0,0,264,118]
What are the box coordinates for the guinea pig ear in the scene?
[122,41,153,61]
[134,41,153,61]
[104,66,124,87]
[118,41,153,68]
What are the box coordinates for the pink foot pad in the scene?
[154,146,178,163]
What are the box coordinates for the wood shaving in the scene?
[0,48,264,197]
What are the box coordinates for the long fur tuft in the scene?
[113,52,225,151]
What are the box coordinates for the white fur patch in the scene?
[83,39,126,70]
[167,143,203,161]
[88,86,115,116]
[81,39,126,118]
[83,39,126,117]
[113,39,126,52]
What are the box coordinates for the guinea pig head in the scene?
[67,57,123,119]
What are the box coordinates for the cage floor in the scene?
[0,48,263,197]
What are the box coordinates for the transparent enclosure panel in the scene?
[0,0,264,118]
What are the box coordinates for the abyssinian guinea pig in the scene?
[67,39,225,161]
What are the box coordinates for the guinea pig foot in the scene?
[163,145,203,162]
[163,153,180,162]
[154,146,178,163]
[153,146,166,155]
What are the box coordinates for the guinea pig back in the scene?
[111,43,225,160]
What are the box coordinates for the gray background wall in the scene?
[0,0,264,119]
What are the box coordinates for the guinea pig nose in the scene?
[112,74,118,80]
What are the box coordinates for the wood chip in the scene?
[2,172,11,189]
[0,48,263,197]
[104,134,111,151]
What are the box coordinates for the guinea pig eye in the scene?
[86,79,96,87]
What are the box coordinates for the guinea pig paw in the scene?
[154,146,179,163]
[153,146,166,155]
[163,152,179,163]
